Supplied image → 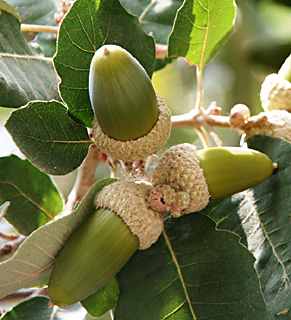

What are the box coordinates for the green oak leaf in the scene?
[203,135,291,318]
[5,100,92,175]
[168,0,236,67]
[115,214,270,320]
[0,155,63,235]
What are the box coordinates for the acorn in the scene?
[149,143,274,217]
[48,181,163,307]
[89,45,171,162]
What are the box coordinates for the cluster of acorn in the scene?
[48,45,274,307]
[232,53,291,142]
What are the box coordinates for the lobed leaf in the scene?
[168,0,236,67]
[0,178,116,300]
[203,135,291,318]
[5,100,92,175]
[115,214,270,320]
[0,155,63,235]
[53,0,156,128]
[0,2,60,108]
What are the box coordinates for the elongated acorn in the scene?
[260,73,291,112]
[244,109,291,142]
[89,45,171,162]
[149,144,273,217]
[48,181,163,307]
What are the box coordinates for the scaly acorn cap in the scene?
[95,180,164,250]
[150,143,210,215]
[92,94,171,162]
[48,207,139,307]
[244,109,291,142]
[150,143,273,216]
[260,73,291,112]
[89,44,159,141]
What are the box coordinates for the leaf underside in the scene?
[0,6,60,108]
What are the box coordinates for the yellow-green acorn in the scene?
[48,181,163,307]
[149,144,273,217]
[89,45,171,162]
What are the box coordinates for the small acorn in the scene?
[149,143,273,217]
[48,181,163,307]
[89,45,171,162]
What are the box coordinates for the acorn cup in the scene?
[48,181,163,307]
[89,44,171,162]
[149,143,274,217]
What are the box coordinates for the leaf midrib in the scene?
[163,229,197,320]
[246,191,291,286]
[0,180,55,220]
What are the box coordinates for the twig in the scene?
[21,24,58,34]
[64,144,104,213]
[139,0,158,23]
[0,232,19,241]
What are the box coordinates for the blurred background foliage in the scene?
[1,0,291,185]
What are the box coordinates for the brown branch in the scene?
[64,144,104,213]
[0,235,26,261]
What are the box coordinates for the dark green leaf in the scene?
[81,277,119,318]
[168,0,236,67]
[0,155,62,235]
[115,214,270,320]
[203,135,291,318]
[0,178,116,300]
[1,296,87,320]
[5,100,92,175]
[0,2,60,108]
[54,0,155,128]
[121,0,183,45]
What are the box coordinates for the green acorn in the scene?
[89,44,158,141]
[149,144,274,217]
[48,181,163,307]
[89,45,171,162]
[48,208,138,307]
[196,146,273,199]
